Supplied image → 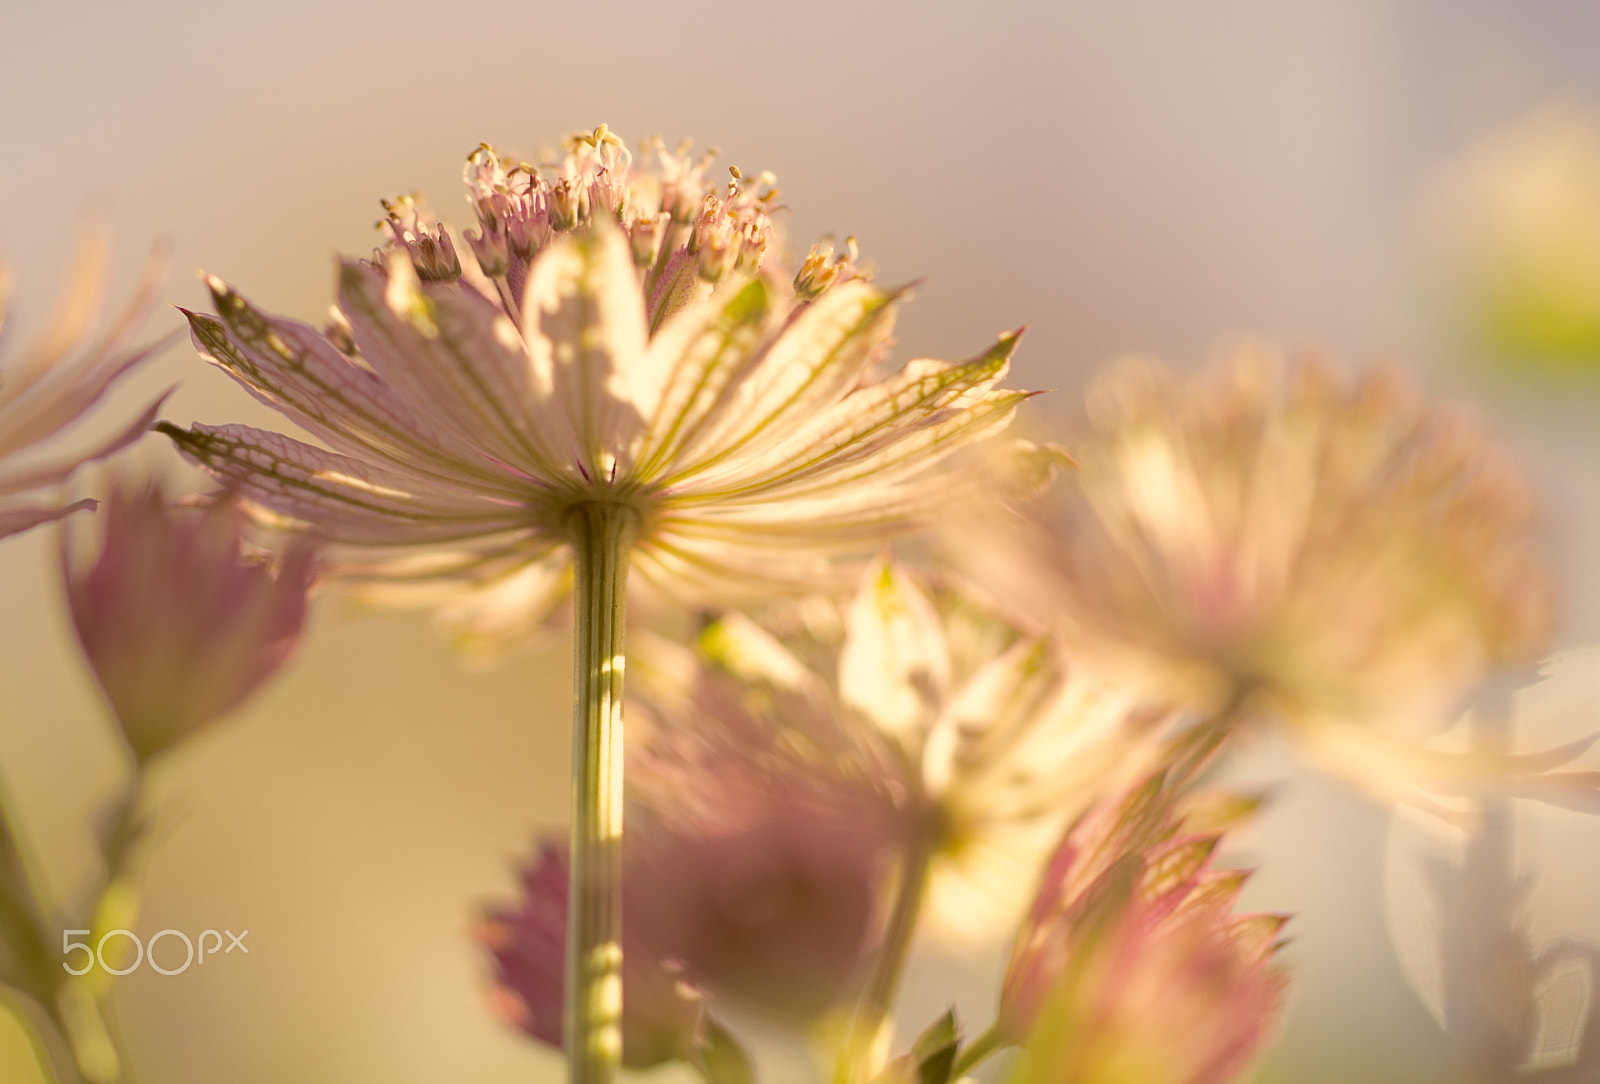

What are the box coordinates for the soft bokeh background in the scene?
[3,2,1600,1081]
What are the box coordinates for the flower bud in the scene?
[378,195,461,283]
[63,479,315,762]
[1000,774,1289,1084]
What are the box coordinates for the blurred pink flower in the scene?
[628,713,900,1022]
[478,840,708,1071]
[1001,766,1289,1084]
[159,126,1029,652]
[0,225,170,541]
[63,478,315,762]
[967,346,1554,743]
[482,727,895,1043]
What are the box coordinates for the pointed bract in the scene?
[1001,768,1291,1084]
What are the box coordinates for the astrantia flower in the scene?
[1002,765,1290,1084]
[160,128,1027,645]
[628,678,900,1021]
[63,477,315,762]
[478,840,710,1070]
[485,724,895,1039]
[970,346,1555,742]
[637,557,1170,937]
[0,226,170,541]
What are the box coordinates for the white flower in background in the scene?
[0,225,170,540]
[633,557,1172,937]
[963,345,1555,747]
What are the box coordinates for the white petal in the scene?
[838,557,951,744]
[519,222,651,482]
[631,277,773,481]
[682,334,1025,501]
[187,282,527,495]
[337,258,568,481]
[664,280,899,481]
[0,498,96,541]
[0,390,167,497]
[164,422,534,545]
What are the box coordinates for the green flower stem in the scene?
[0,773,82,1084]
[837,825,936,1083]
[951,1025,1005,1079]
[54,984,122,1084]
[0,768,135,1084]
[0,770,58,925]
[0,986,84,1084]
[566,503,637,1084]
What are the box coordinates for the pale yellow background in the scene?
[3,2,1600,1081]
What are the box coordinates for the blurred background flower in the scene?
[477,839,711,1071]
[625,722,897,1026]
[1430,102,1600,379]
[1001,762,1289,1084]
[636,560,1167,942]
[1384,661,1600,1080]
[0,226,169,542]
[63,477,316,764]
[956,347,1554,743]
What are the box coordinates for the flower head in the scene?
[628,682,900,1021]
[972,346,1555,740]
[0,225,171,541]
[478,839,707,1070]
[63,477,315,762]
[1002,763,1290,1084]
[482,748,891,1063]
[634,557,1170,936]
[160,127,1029,649]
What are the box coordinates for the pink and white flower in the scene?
[0,225,170,541]
[1002,766,1290,1084]
[160,128,1030,649]
[968,346,1555,742]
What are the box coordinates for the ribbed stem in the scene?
[951,1024,1004,1078]
[566,503,636,1084]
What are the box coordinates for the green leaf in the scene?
[911,1008,961,1084]
[688,1016,756,1084]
